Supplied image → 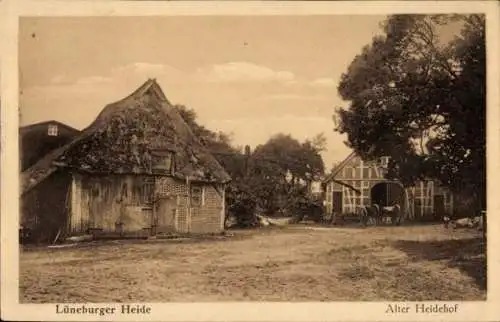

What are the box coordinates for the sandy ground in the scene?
[19,224,486,302]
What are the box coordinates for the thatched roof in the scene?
[21,79,231,195]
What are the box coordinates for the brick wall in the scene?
[155,177,187,197]
[154,178,224,234]
[190,184,223,233]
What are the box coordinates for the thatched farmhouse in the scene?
[20,120,81,171]
[21,79,231,242]
[322,152,453,220]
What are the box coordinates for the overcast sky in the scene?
[19,15,388,168]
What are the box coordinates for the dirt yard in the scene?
[20,224,486,302]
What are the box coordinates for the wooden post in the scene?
[420,181,424,218]
[361,180,365,206]
[220,184,226,231]
[70,173,82,233]
[413,187,416,219]
[186,176,191,233]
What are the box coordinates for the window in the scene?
[151,151,173,173]
[48,124,58,136]
[191,186,204,207]
[142,178,155,204]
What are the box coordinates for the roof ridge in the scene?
[21,79,231,195]
[19,120,81,133]
[133,78,155,98]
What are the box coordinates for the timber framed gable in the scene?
[322,152,454,218]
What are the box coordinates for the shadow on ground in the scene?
[392,237,486,290]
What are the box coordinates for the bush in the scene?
[287,193,324,223]
[225,183,258,228]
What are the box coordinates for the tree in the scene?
[335,14,485,211]
[175,105,326,223]
[249,133,325,215]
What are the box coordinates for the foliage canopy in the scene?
[335,14,485,208]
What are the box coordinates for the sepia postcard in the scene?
[1,1,499,321]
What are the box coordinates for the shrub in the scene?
[225,183,258,228]
[287,192,324,223]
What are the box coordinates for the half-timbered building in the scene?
[322,152,453,219]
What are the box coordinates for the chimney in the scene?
[244,145,251,176]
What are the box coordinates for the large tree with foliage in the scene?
[335,14,486,210]
[249,133,325,215]
[176,105,326,223]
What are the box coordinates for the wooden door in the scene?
[332,191,343,214]
[155,196,177,233]
[88,183,103,230]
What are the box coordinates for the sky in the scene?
[19,15,388,169]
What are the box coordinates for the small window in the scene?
[191,186,204,207]
[142,178,155,204]
[48,124,58,136]
[152,152,173,173]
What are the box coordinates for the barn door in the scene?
[332,191,343,213]
[155,196,177,234]
[386,183,403,206]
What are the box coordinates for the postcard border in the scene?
[2,1,500,321]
